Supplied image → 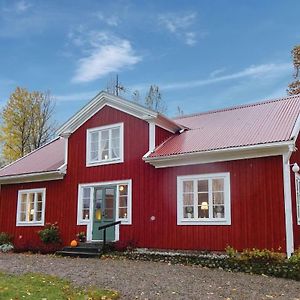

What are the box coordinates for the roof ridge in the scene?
[174,94,300,120]
[0,137,61,173]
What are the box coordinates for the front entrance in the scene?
[92,186,116,241]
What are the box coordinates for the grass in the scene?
[0,272,119,300]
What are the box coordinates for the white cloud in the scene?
[70,30,141,83]
[15,0,31,13]
[158,12,200,46]
[161,63,291,90]
[96,12,119,27]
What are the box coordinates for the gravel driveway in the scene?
[0,253,299,300]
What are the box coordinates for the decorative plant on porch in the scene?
[76,231,86,243]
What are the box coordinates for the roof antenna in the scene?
[115,74,125,96]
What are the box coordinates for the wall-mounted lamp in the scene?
[292,163,300,173]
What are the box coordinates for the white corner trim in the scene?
[177,172,231,226]
[16,188,46,227]
[149,122,156,152]
[282,153,294,258]
[294,173,300,225]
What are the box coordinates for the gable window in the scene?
[295,175,300,225]
[177,173,231,225]
[16,188,46,226]
[86,123,124,166]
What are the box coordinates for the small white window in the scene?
[16,188,46,226]
[177,173,231,225]
[86,123,124,166]
[295,174,300,225]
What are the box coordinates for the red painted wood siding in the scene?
[155,126,174,147]
[290,136,300,249]
[0,105,287,252]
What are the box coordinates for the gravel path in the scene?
[0,253,299,300]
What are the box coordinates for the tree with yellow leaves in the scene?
[0,87,56,163]
[288,45,300,95]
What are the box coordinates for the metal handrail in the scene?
[98,220,121,253]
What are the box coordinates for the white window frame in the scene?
[177,173,231,225]
[295,173,300,225]
[86,123,124,167]
[77,179,132,226]
[16,188,46,226]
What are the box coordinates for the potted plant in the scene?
[76,231,86,243]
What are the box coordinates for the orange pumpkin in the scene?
[70,240,78,247]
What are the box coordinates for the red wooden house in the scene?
[0,91,300,257]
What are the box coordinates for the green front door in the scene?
[92,187,116,241]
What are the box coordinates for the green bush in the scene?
[38,223,60,244]
[289,248,300,263]
[0,232,12,246]
[239,248,286,263]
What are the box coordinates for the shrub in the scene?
[0,232,12,246]
[0,243,14,253]
[239,248,286,263]
[225,245,238,258]
[289,248,300,264]
[76,231,86,242]
[38,222,60,244]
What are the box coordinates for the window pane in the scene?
[198,193,208,205]
[183,181,193,193]
[198,180,208,192]
[183,206,194,218]
[111,128,120,139]
[28,193,34,204]
[82,209,90,220]
[119,196,127,207]
[119,207,127,219]
[101,149,109,160]
[111,147,120,159]
[198,206,209,218]
[212,179,224,191]
[213,206,224,218]
[101,130,109,140]
[37,193,43,202]
[183,193,194,206]
[29,199,35,221]
[36,211,42,221]
[21,194,27,211]
[83,188,90,198]
[213,192,224,205]
[119,185,128,196]
[37,201,43,212]
[83,198,90,209]
[20,212,26,222]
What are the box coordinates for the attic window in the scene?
[86,123,124,167]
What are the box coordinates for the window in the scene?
[77,180,132,225]
[16,188,46,226]
[177,173,231,225]
[86,123,124,166]
[295,175,300,225]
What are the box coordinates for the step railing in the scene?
[98,220,121,253]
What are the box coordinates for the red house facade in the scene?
[0,92,299,257]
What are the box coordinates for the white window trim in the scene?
[177,173,231,225]
[77,179,132,226]
[295,173,300,225]
[16,188,46,227]
[86,122,124,167]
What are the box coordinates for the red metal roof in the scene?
[0,138,65,177]
[150,95,300,158]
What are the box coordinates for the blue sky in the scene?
[0,0,299,124]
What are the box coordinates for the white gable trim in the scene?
[57,91,181,136]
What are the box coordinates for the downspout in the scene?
[282,150,294,258]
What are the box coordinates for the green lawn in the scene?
[0,272,119,300]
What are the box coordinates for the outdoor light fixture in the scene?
[292,163,300,173]
[119,185,124,192]
[201,201,209,210]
